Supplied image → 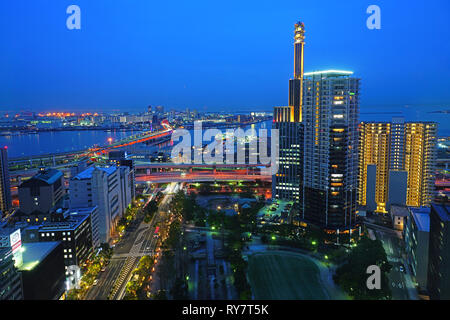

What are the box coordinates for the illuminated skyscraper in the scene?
[358,120,437,211]
[404,122,437,207]
[358,123,392,213]
[289,21,305,123]
[273,106,303,203]
[301,70,360,230]
[272,22,305,206]
[0,147,11,216]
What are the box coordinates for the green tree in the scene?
[170,278,188,300]
[152,290,168,300]
[333,238,392,300]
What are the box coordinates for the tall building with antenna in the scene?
[272,22,305,206]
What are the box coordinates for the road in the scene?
[84,183,178,300]
[136,172,271,184]
[366,223,419,300]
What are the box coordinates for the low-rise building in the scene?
[390,205,409,231]
[18,168,65,215]
[18,241,65,300]
[0,247,23,300]
[25,211,94,273]
[427,203,450,300]
[405,206,430,291]
[70,166,131,244]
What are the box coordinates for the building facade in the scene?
[427,203,450,300]
[18,168,65,216]
[0,247,23,300]
[301,70,360,230]
[272,22,305,209]
[18,241,65,300]
[404,206,430,291]
[0,147,12,215]
[36,212,94,273]
[358,119,437,212]
[70,166,131,244]
[272,107,303,205]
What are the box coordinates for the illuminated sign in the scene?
[10,229,21,254]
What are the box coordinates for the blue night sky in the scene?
[1,0,449,114]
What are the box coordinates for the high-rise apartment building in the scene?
[358,119,437,212]
[359,123,392,213]
[301,70,360,230]
[0,147,12,215]
[404,122,437,207]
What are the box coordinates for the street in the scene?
[366,223,419,300]
[84,183,179,300]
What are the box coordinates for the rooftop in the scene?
[22,168,63,186]
[410,207,430,232]
[38,212,90,232]
[303,70,354,77]
[72,166,116,180]
[391,205,409,217]
[68,206,98,215]
[18,241,60,271]
[432,203,450,222]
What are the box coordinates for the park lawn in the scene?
[247,252,329,300]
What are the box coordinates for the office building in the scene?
[273,107,303,204]
[0,247,23,300]
[427,203,450,300]
[35,211,94,271]
[18,168,65,218]
[68,206,100,249]
[358,120,437,212]
[289,21,305,123]
[109,151,135,200]
[301,70,360,230]
[18,241,65,300]
[272,22,305,209]
[0,146,12,215]
[70,166,131,244]
[404,206,430,291]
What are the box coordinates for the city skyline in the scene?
[1,2,450,305]
[1,0,450,113]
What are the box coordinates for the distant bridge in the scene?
[135,172,271,184]
[8,129,172,170]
